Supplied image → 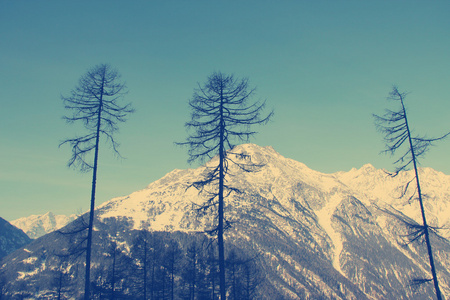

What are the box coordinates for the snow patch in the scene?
[316,193,345,276]
[17,262,45,279]
[22,257,37,264]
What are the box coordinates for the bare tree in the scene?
[374,86,449,300]
[241,258,263,300]
[164,240,183,300]
[60,63,134,300]
[104,240,132,300]
[186,242,198,300]
[51,256,71,300]
[178,72,273,299]
[131,229,151,299]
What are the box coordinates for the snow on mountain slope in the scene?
[97,144,344,226]
[11,212,77,239]
[98,167,211,231]
[96,143,450,261]
[334,164,450,238]
[316,193,345,276]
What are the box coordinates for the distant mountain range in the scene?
[11,212,77,239]
[1,144,450,299]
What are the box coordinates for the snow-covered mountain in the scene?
[11,212,77,239]
[98,146,450,234]
[1,144,450,299]
[335,163,450,237]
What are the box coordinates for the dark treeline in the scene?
[0,226,263,300]
[87,231,262,300]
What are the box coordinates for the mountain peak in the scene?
[232,143,276,153]
[357,163,377,174]
[11,212,77,239]
[43,211,54,217]
[229,144,282,164]
[361,163,375,170]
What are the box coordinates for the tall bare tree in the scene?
[374,86,449,300]
[131,229,151,299]
[178,72,273,299]
[60,63,134,300]
[164,240,182,300]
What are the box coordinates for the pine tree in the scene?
[178,72,272,299]
[164,240,183,300]
[60,63,134,299]
[374,86,449,300]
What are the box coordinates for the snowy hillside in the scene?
[334,163,450,240]
[2,144,450,299]
[0,217,31,260]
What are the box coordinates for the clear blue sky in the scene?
[1,1,450,221]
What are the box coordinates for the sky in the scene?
[1,1,450,221]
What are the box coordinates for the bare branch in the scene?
[61,64,134,172]
[374,86,446,299]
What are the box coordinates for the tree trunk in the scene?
[144,235,148,300]
[211,261,216,300]
[84,76,105,300]
[151,250,155,300]
[57,268,63,300]
[111,247,116,300]
[402,99,442,300]
[171,250,174,300]
[218,91,226,300]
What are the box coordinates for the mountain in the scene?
[334,163,450,239]
[11,212,77,239]
[0,217,31,260]
[1,144,449,299]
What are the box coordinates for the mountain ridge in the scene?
[97,144,450,236]
[11,212,77,239]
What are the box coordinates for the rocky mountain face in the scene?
[11,212,77,239]
[0,217,31,260]
[1,144,450,299]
